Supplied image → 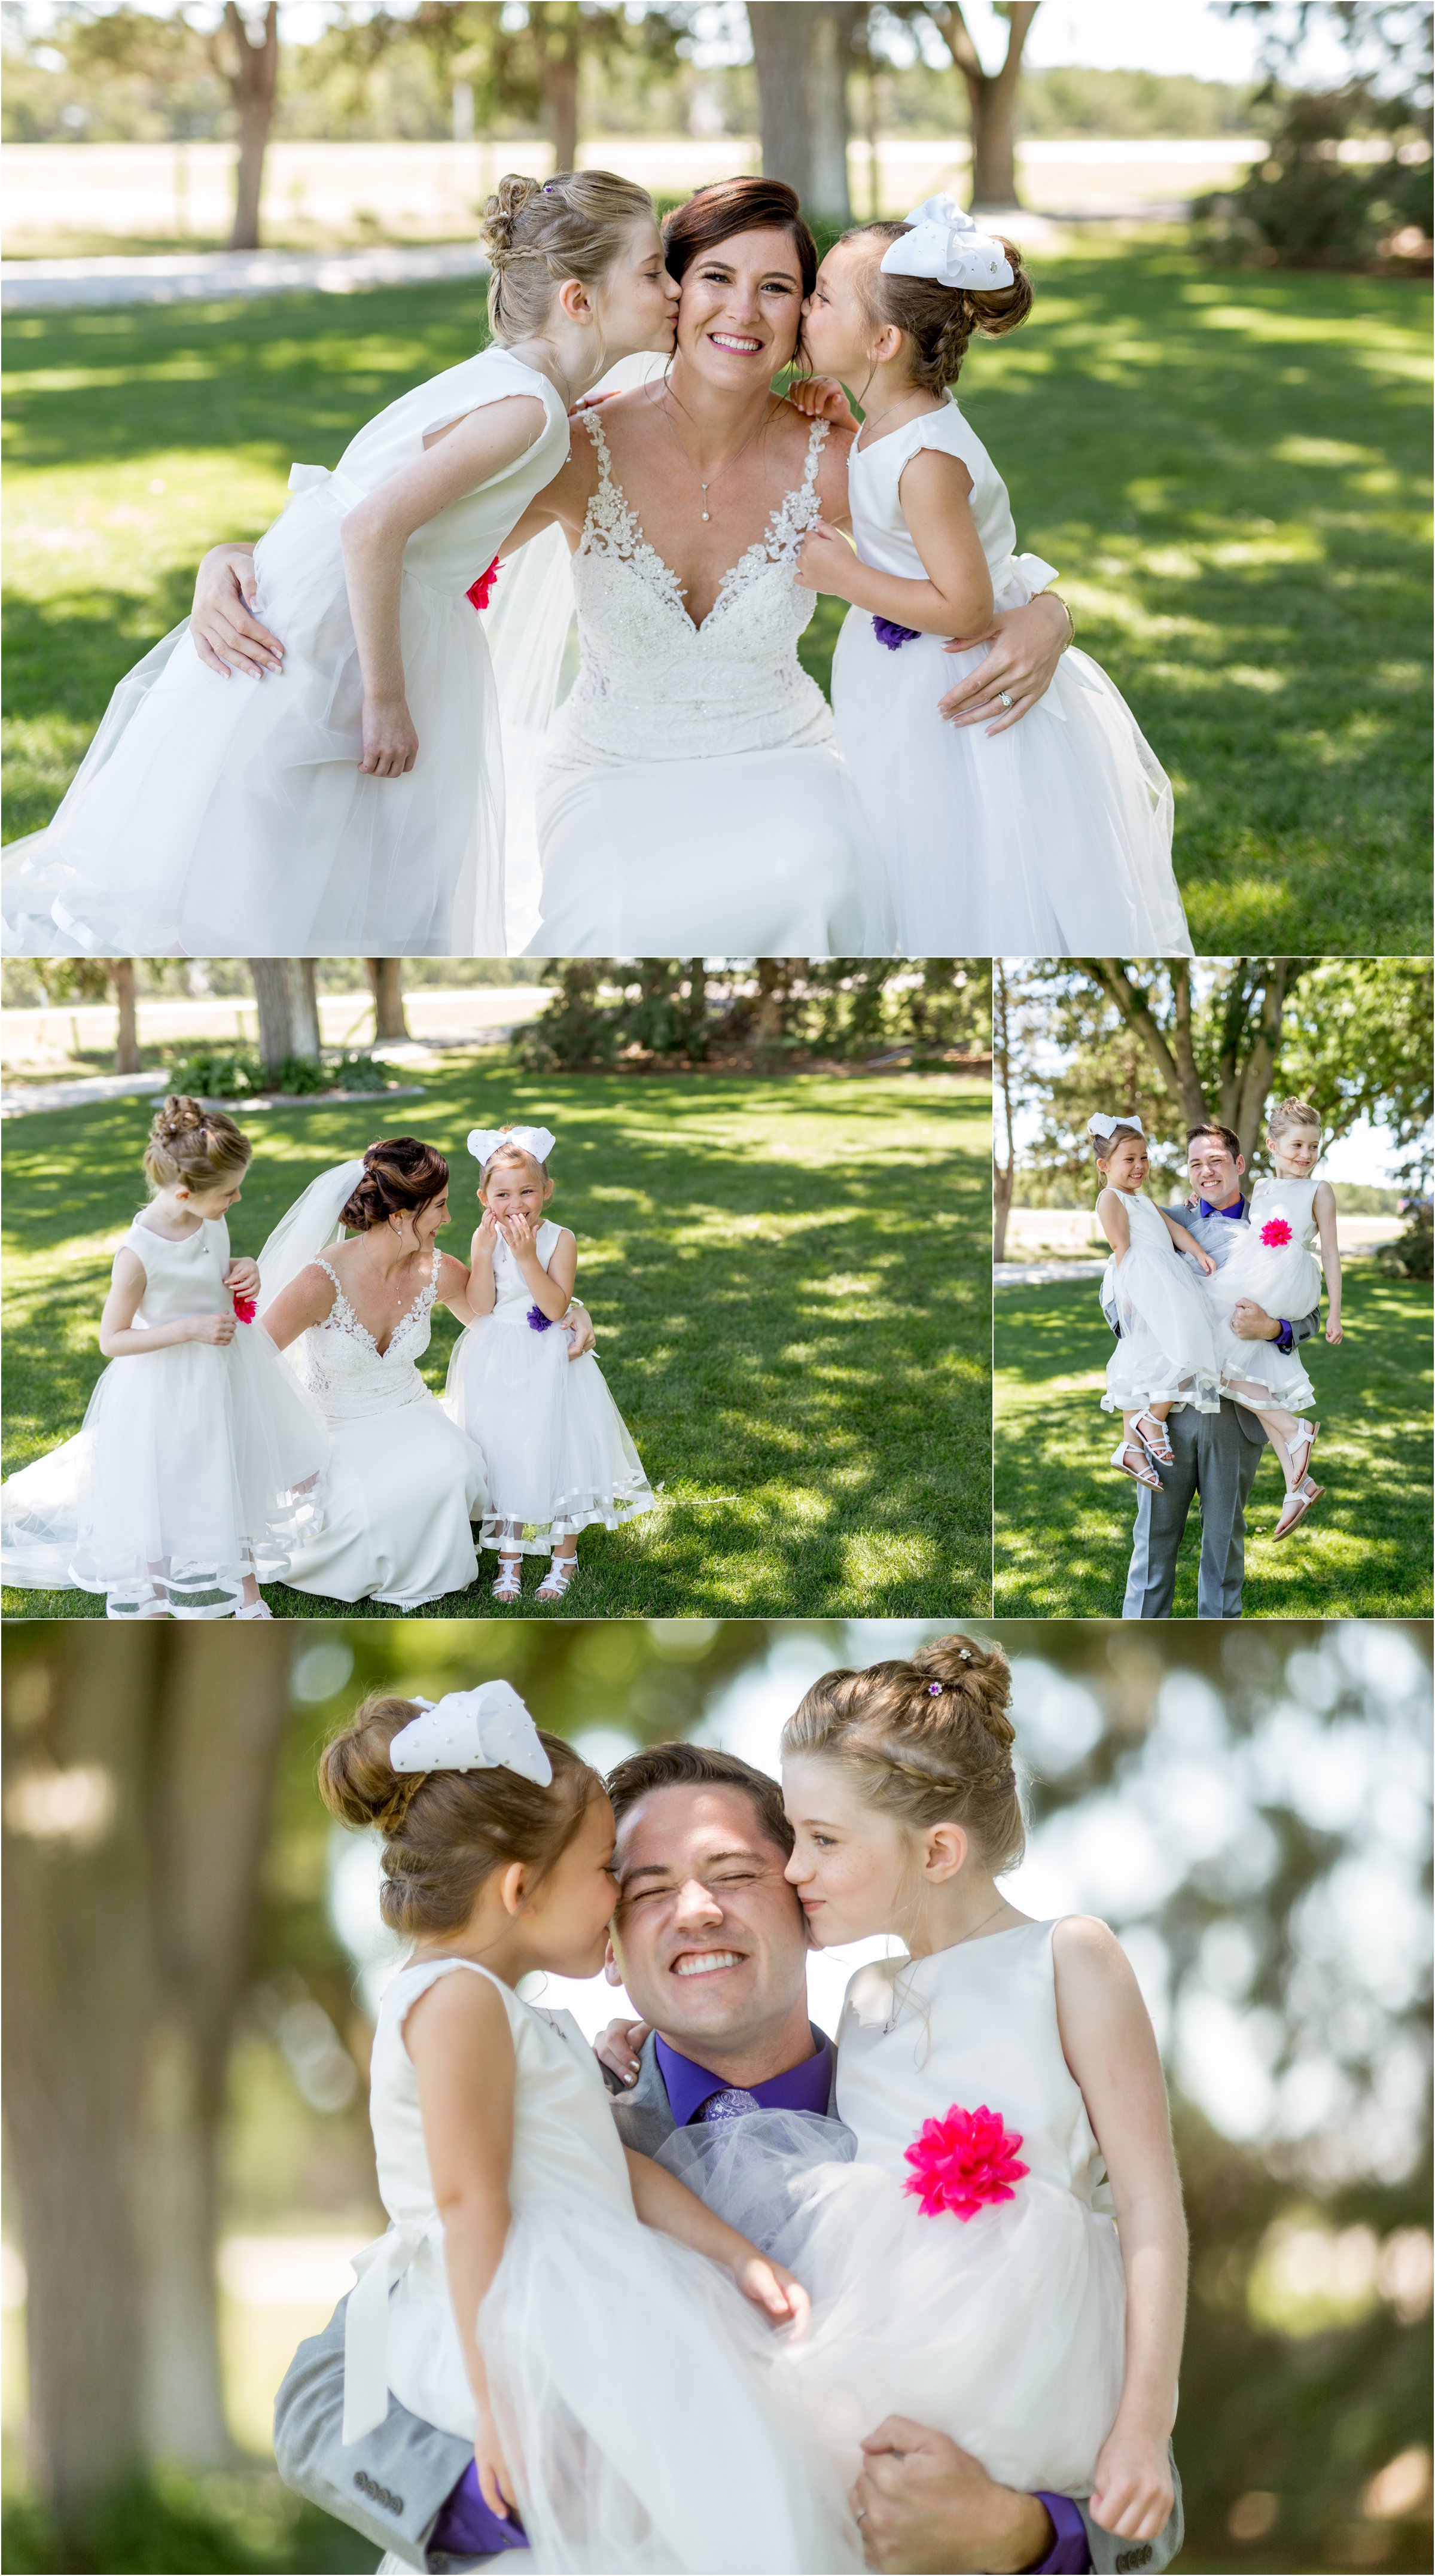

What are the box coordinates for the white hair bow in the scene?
[1087,1113,1145,1140]
[881,194,1014,292]
[389,1680,553,1786]
[467,1126,556,1168]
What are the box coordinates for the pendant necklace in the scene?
[654,386,775,521]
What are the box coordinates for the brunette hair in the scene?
[479,168,655,345]
[339,1138,449,1234]
[605,1740,793,1856]
[781,1633,1024,1874]
[1186,1121,1242,1163]
[842,220,1032,395]
[1091,1121,1145,1169]
[1267,1096,1321,1141]
[319,1694,604,1938]
[144,1094,251,1194]
[663,177,818,303]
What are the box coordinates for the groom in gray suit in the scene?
[1106,1123,1320,1620]
[273,1742,1183,2576]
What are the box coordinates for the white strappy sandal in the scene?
[1133,1409,1175,1466]
[492,1555,523,1602]
[1112,1437,1162,1492]
[537,1554,577,1602]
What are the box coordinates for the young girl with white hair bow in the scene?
[445,1123,654,1602]
[321,1680,858,2573]
[1089,1113,1223,1490]
[792,197,1192,957]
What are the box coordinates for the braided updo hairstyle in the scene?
[479,168,656,345]
[339,1137,450,1234]
[144,1093,251,1194]
[781,1632,1024,1873]
[319,1694,605,1938]
[843,221,1032,396]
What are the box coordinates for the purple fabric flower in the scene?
[526,1304,553,1333]
[873,615,921,650]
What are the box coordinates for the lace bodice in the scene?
[546,406,837,769]
[297,1248,441,1422]
[124,1214,235,1325]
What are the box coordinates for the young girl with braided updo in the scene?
[320,1680,858,2574]
[2,170,679,959]
[791,199,1190,956]
[0,1097,327,1615]
[661,1634,1186,2545]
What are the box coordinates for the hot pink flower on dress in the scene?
[903,2104,1028,2220]
[233,1294,257,1324]
[1260,1217,1293,1249]
[467,557,502,612]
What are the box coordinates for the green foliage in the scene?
[517,960,992,1072]
[1378,1196,1435,1278]
[0,2465,376,2574]
[163,1048,398,1100]
[1196,82,1434,268]
[994,1266,1433,1616]
[1,1051,993,1619]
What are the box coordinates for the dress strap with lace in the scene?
[577,401,830,632]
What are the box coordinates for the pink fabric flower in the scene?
[903,2103,1028,2220]
[467,556,502,612]
[1260,1216,1293,1249]
[233,1293,257,1324]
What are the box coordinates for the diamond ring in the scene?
[999,690,1013,708]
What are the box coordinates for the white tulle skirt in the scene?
[1,480,503,959]
[387,2190,862,2574]
[1102,1243,1223,1417]
[446,1319,656,1556]
[0,1324,328,1614]
[523,744,878,957]
[832,614,1190,956]
[1207,1241,1321,1410]
[269,1393,487,1607]
[657,2111,1125,2502]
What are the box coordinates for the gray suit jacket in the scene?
[1104,1197,1320,1619]
[273,2029,1183,2575]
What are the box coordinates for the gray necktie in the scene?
[700,2087,761,2121]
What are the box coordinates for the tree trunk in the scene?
[540,11,581,173]
[928,1,1040,211]
[993,958,1016,1262]
[2,1626,295,2515]
[809,4,858,223]
[248,960,321,1075]
[748,2,816,206]
[1082,958,1210,1132]
[217,1,279,252]
[111,959,140,1075]
[365,959,410,1044]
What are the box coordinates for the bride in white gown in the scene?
[255,1139,595,1608]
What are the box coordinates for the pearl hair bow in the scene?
[1087,1113,1145,1139]
[881,194,1014,291]
[467,1125,556,1167]
[389,1680,553,1785]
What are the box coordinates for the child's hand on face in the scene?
[223,1255,261,1297]
[189,1310,238,1346]
[1326,1318,1343,1343]
[499,1209,536,1261]
[1089,2423,1174,2542]
[731,2249,811,2338]
[787,374,860,432]
[794,523,857,598]
[473,1206,499,1260]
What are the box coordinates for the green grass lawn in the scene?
[994,1264,1432,1617]
[1,1055,992,1619]
[3,242,1429,947]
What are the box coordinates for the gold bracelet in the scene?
[1055,595,1076,650]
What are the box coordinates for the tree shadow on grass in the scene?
[2,1069,994,1620]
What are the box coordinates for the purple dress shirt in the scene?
[1196,1195,1294,1349]
[654,2027,834,2124]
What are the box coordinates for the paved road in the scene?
[1,239,490,311]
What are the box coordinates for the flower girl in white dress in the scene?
[0,1097,326,1615]
[1204,1098,1342,1539]
[660,1635,1186,2543]
[322,1679,860,2575]
[793,197,1191,956]
[445,1126,655,1605]
[1090,1114,1222,1491]
[2,170,680,961]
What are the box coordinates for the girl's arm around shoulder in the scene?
[259,1258,339,1354]
[1051,1917,1187,2545]
[348,394,550,556]
[1162,1210,1217,1274]
[1314,1179,1342,1336]
[1095,1186,1131,1258]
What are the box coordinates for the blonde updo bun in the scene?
[143,1094,251,1194]
[477,166,656,344]
[319,1693,605,1938]
[781,1632,1024,1873]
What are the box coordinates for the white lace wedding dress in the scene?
[521,407,874,956]
[267,1248,489,1608]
